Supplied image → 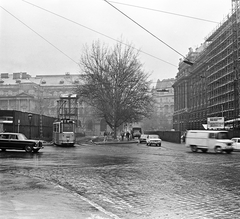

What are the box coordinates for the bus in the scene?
[53,119,76,146]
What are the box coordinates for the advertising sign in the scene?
[207,117,224,129]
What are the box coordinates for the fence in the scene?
[0,110,56,141]
[144,130,181,143]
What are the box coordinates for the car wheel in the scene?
[214,146,222,154]
[25,145,33,153]
[191,145,198,152]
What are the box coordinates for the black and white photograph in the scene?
[1,0,240,218]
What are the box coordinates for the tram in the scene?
[53,119,76,146]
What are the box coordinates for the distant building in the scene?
[151,78,175,130]
[0,72,80,115]
[0,72,102,135]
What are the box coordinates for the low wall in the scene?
[144,130,181,144]
[228,129,240,138]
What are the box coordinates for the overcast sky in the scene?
[0,0,232,85]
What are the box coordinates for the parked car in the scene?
[0,132,43,153]
[146,134,162,146]
[139,134,148,143]
[231,138,240,151]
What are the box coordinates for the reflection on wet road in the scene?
[1,142,240,218]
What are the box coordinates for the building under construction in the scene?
[173,0,240,132]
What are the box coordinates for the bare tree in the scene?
[76,40,153,138]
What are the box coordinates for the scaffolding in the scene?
[57,94,78,123]
[232,0,240,125]
[173,1,240,131]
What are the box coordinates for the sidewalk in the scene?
[0,173,117,219]
[76,136,138,145]
[94,139,138,145]
[76,136,183,147]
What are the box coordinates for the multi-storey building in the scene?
[0,72,80,116]
[152,78,175,130]
[0,72,104,135]
[173,2,240,132]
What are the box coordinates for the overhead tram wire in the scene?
[108,1,218,24]
[104,0,187,60]
[21,0,176,68]
[0,6,78,65]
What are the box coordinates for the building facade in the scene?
[0,72,104,135]
[173,3,240,132]
[151,78,175,130]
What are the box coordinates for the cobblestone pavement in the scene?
[1,142,240,218]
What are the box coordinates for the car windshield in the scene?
[149,135,159,139]
[18,133,28,140]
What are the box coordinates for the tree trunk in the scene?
[113,125,117,139]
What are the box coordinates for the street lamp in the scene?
[28,113,32,139]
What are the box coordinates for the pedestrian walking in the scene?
[121,131,125,141]
[104,130,107,142]
[126,131,130,141]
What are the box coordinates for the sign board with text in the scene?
[207,117,224,129]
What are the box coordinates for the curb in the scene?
[94,140,138,145]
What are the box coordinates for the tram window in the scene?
[53,123,61,133]
[63,123,74,132]
[56,124,60,132]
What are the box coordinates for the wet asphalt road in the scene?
[1,141,240,219]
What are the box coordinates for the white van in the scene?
[186,130,234,154]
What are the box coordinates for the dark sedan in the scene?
[0,132,43,153]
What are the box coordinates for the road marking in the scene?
[57,184,121,219]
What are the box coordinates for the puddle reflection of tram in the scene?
[53,119,76,146]
[53,94,78,146]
